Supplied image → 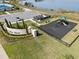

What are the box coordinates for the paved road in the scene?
[0,11,40,22]
[0,44,9,59]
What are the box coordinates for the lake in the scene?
[26,0,79,11]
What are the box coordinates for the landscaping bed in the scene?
[33,18,53,25]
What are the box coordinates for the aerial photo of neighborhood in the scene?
[0,0,79,59]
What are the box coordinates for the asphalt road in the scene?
[0,11,40,22]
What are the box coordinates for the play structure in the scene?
[57,16,69,26]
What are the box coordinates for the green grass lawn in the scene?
[0,11,6,15]
[1,19,79,59]
[12,20,35,29]
[0,28,79,59]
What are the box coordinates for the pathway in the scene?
[23,8,32,11]
[0,11,40,22]
[5,12,11,15]
[0,44,9,59]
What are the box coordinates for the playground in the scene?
[40,16,79,45]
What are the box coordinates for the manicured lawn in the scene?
[0,28,79,59]
[12,20,35,29]
[0,11,6,15]
[1,19,79,59]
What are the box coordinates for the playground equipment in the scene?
[57,16,69,26]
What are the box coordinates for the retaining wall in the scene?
[6,26,27,35]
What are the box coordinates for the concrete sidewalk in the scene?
[0,44,9,59]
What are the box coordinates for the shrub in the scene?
[65,54,74,59]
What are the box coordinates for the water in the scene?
[0,5,8,9]
[0,4,13,9]
[26,0,79,11]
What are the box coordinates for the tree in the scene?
[25,24,29,35]
[9,0,22,10]
[5,19,10,27]
[9,21,12,28]
[16,21,20,29]
[21,19,25,28]
[25,2,28,6]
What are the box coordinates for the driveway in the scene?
[0,11,40,22]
